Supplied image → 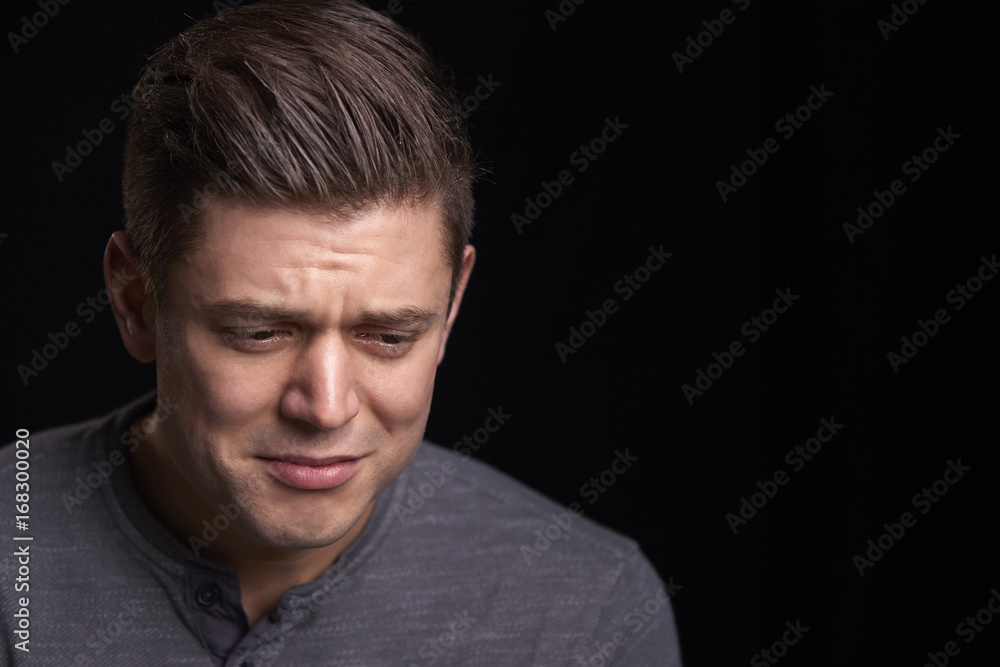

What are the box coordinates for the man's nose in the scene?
[279,334,360,430]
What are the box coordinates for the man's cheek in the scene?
[369,364,436,423]
[197,348,283,411]
[370,391,429,425]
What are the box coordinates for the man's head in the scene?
[122,0,475,315]
[105,0,477,555]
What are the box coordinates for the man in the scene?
[1,1,682,664]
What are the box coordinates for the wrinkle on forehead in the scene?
[166,198,452,320]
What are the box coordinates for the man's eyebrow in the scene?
[356,306,439,329]
[202,300,310,321]
[202,300,439,328]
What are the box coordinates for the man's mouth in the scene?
[258,455,362,490]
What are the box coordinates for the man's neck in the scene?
[211,502,374,626]
[125,412,374,627]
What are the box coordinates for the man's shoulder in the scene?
[1,393,157,468]
[365,442,681,665]
[0,394,156,524]
[399,441,645,570]
[1,411,111,482]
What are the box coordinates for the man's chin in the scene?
[244,522,357,552]
[235,498,375,552]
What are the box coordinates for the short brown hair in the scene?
[122,0,475,312]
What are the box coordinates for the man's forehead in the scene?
[175,197,446,274]
[163,197,453,312]
[196,197,445,245]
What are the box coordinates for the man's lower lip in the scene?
[262,458,360,490]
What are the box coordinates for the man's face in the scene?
[148,198,468,550]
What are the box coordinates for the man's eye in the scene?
[356,332,418,355]
[222,329,288,349]
[359,332,416,345]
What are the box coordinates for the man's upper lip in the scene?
[260,455,360,466]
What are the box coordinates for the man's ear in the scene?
[437,244,475,365]
[104,231,156,363]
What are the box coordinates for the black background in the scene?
[3,0,999,665]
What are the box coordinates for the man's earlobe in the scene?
[104,231,156,363]
[438,244,475,365]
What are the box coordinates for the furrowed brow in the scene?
[356,306,439,329]
[203,300,439,329]
[203,299,309,322]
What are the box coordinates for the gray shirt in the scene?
[1,394,682,665]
